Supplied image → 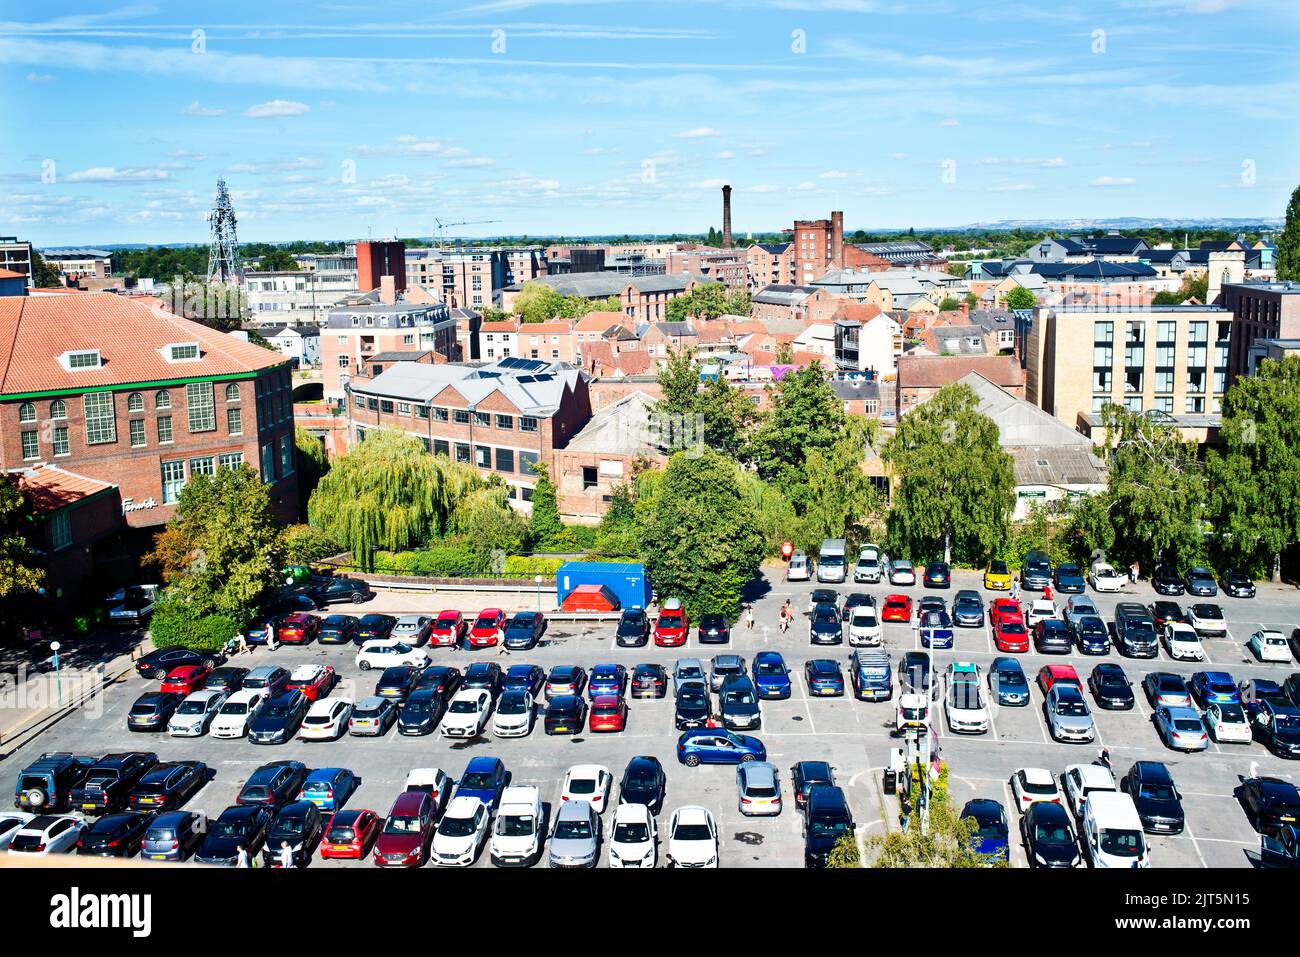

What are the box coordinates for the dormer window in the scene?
[163,342,201,362]
[60,349,102,371]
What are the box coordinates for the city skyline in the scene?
[2,0,1298,246]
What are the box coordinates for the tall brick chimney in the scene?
[721,184,733,249]
[830,210,844,269]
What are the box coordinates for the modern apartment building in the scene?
[405,246,546,310]
[1219,281,1300,384]
[320,296,459,400]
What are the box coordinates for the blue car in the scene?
[502,664,544,697]
[588,663,628,700]
[751,652,792,699]
[919,610,954,650]
[961,798,1009,863]
[1054,563,1086,594]
[676,729,766,766]
[804,659,845,697]
[988,657,1029,706]
[242,617,279,646]
[1072,615,1110,655]
[1191,671,1240,707]
[298,767,357,812]
[457,757,508,810]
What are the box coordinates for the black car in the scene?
[898,651,934,698]
[1053,563,1086,594]
[1152,564,1185,596]
[1120,761,1185,835]
[1020,801,1079,868]
[77,812,155,858]
[615,609,650,648]
[355,614,397,643]
[673,682,711,730]
[463,662,504,699]
[206,666,248,694]
[809,588,839,609]
[248,691,309,745]
[1088,663,1135,710]
[790,761,836,811]
[809,602,842,645]
[1033,619,1071,654]
[261,801,324,867]
[237,761,310,810]
[543,695,588,735]
[195,804,274,865]
[923,561,951,589]
[631,663,668,699]
[698,614,731,644]
[804,785,855,867]
[1221,567,1256,599]
[397,688,446,736]
[1283,673,1300,710]
[71,752,159,813]
[503,611,546,650]
[619,756,667,814]
[318,614,361,644]
[1238,777,1300,835]
[374,665,420,701]
[266,589,324,614]
[1260,824,1300,869]
[843,592,874,615]
[1148,600,1186,630]
[951,590,985,628]
[311,577,374,605]
[417,666,463,698]
[135,647,216,679]
[1184,567,1218,597]
[127,692,183,732]
[1247,701,1300,759]
[127,760,208,812]
[719,676,762,731]
[1071,616,1110,655]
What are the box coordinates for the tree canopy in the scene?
[750,364,847,511]
[1005,285,1036,310]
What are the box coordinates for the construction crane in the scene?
[434,217,502,249]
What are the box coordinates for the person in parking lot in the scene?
[1010,576,1020,600]
[278,841,293,868]
[236,845,250,868]
[744,605,754,630]
[779,600,792,633]
[1129,561,1139,584]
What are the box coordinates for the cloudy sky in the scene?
[2,0,1298,245]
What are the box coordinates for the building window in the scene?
[432,407,449,422]
[495,448,515,472]
[379,399,394,414]
[190,456,215,478]
[280,434,294,475]
[474,411,490,428]
[83,392,117,445]
[475,445,491,469]
[52,426,69,456]
[260,443,276,483]
[129,418,146,448]
[219,452,244,470]
[168,343,200,361]
[156,390,171,409]
[495,414,514,430]
[21,430,39,460]
[47,399,67,420]
[582,467,598,490]
[67,350,101,370]
[519,451,539,476]
[433,439,449,457]
[225,383,241,402]
[227,407,243,435]
[161,460,186,504]
[49,510,72,551]
[453,410,470,425]
[338,355,350,369]
[18,402,35,423]
[186,381,216,432]
[520,416,538,433]
[454,442,471,464]
[397,402,411,416]
[157,415,173,444]
[127,392,144,413]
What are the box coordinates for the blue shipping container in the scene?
[556,562,650,611]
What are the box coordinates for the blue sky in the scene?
[2,0,1298,245]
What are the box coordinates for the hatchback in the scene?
[737,761,782,816]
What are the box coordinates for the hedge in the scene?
[502,555,565,577]
[370,546,567,579]
[282,524,344,565]
[149,600,243,652]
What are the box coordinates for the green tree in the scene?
[938,296,961,311]
[751,364,846,511]
[655,346,700,419]
[294,427,328,517]
[774,341,795,365]
[1005,285,1036,311]
[826,832,862,868]
[147,465,283,620]
[307,429,483,569]
[528,462,564,547]
[451,484,530,564]
[514,282,565,324]
[281,524,343,565]
[1207,355,1300,579]
[0,481,44,636]
[1181,272,1209,303]
[557,294,621,319]
[1275,184,1300,281]
[1152,290,1184,305]
[882,382,1015,564]
[797,416,884,552]
[593,484,640,558]
[963,292,978,307]
[1056,492,1114,566]
[666,283,734,322]
[258,248,299,272]
[695,375,758,462]
[637,450,766,617]
[30,252,62,288]
[866,766,1006,868]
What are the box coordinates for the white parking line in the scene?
[789,672,818,735]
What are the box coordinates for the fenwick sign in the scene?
[122,497,158,513]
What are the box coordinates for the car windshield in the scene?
[498,697,528,715]
[497,814,535,836]
[1099,674,1127,689]
[1138,782,1177,801]
[264,703,295,718]
[1218,704,1245,722]
[439,815,479,838]
[1021,778,1056,796]
[809,818,851,837]
[220,701,250,715]
[614,822,650,843]
[271,818,306,838]
[449,699,480,714]
[813,608,837,624]
[673,823,711,841]
[554,819,593,840]
[384,815,423,834]
[1275,713,1300,731]
[1056,700,1089,717]
[659,614,683,628]
[326,826,356,843]
[679,690,707,707]
[723,689,756,706]
[1100,828,1143,857]
[402,700,432,716]
[969,818,1005,839]
[568,778,596,795]
[461,773,493,790]
[852,613,877,626]
[1035,822,1072,844]
[177,700,210,714]
[1195,606,1223,620]
[211,819,252,838]
[997,671,1027,687]
[1001,622,1026,634]
[472,618,496,630]
[754,660,784,676]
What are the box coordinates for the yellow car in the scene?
[984,561,1013,590]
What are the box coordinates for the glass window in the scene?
[454,443,471,464]
[520,416,538,433]
[453,409,470,424]
[53,426,69,456]
[225,383,241,402]
[219,452,244,470]
[433,439,449,457]
[432,407,449,422]
[49,511,72,551]
[67,350,100,370]
[186,382,216,432]
[379,399,394,414]
[129,419,146,448]
[127,392,144,413]
[260,443,276,483]
[18,402,35,423]
[280,435,294,475]
[227,407,242,435]
[474,411,490,428]
[21,431,39,459]
[190,456,215,478]
[495,448,515,472]
[83,392,117,445]
[157,415,173,443]
[496,414,514,430]
[519,451,540,476]
[475,445,491,468]
[156,390,171,409]
[397,402,411,416]
[161,460,186,504]
[49,399,67,420]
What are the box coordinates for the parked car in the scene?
[194,805,273,865]
[373,665,421,702]
[71,752,158,814]
[298,767,357,812]
[392,614,434,647]
[561,764,613,813]
[960,798,1009,864]
[348,696,399,737]
[589,695,628,733]
[673,682,712,730]
[205,667,247,694]
[167,689,228,737]
[719,676,761,730]
[1248,700,1300,758]
[321,808,380,861]
[127,692,182,732]
[1088,663,1135,710]
[247,690,309,745]
[1021,801,1079,868]
[355,641,429,671]
[317,615,360,645]
[751,652,792,699]
[1205,701,1252,744]
[881,593,913,623]
[1163,622,1204,661]
[654,598,690,646]
[261,801,324,867]
[373,790,435,868]
[951,590,985,628]
[1009,767,1061,811]
[492,690,536,738]
[237,761,309,811]
[666,805,718,868]
[1153,706,1210,752]
[544,665,587,700]
[615,609,650,647]
[502,611,546,650]
[608,802,658,869]
[284,664,338,702]
[923,561,951,588]
[983,560,1013,591]
[242,665,290,696]
[630,663,668,699]
[988,657,1029,707]
[311,577,374,605]
[1185,567,1218,597]
[589,663,628,699]
[1054,563,1086,594]
[944,663,989,734]
[804,659,845,697]
[676,728,765,766]
[1238,777,1300,834]
[619,756,667,814]
[160,665,210,696]
[1143,672,1194,709]
[543,695,588,736]
[301,697,354,741]
[1061,763,1118,820]
[1222,567,1256,598]
[141,810,206,862]
[1088,562,1124,593]
[1190,670,1240,707]
[1045,683,1095,743]
[1120,761,1185,834]
[356,614,398,643]
[1250,629,1292,663]
[126,760,207,812]
[135,647,217,679]
[440,689,494,738]
[1152,564,1185,595]
[805,786,858,868]
[456,758,508,810]
[209,689,267,738]
[697,613,731,644]
[1033,619,1072,654]
[275,612,320,645]
[490,785,545,868]
[547,799,600,869]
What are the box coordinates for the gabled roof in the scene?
[10,463,117,514]
[565,391,666,455]
[358,357,586,416]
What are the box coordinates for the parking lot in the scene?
[4,565,1298,868]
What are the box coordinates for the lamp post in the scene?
[50,641,62,707]
[534,575,543,613]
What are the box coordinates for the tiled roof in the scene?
[897,354,1023,389]
[11,463,116,514]
[0,268,25,280]
[359,357,586,416]
[566,391,666,455]
[480,320,520,332]
[574,311,627,332]
[0,292,286,397]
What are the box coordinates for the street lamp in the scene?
[534,575,543,613]
[50,641,62,707]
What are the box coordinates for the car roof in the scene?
[289,664,323,680]
[1069,763,1116,786]
[464,756,502,773]
[1133,761,1173,782]
[566,764,609,779]
[355,695,388,708]
[1018,767,1055,785]
[673,805,711,824]
[613,802,651,823]
[554,799,594,821]
[390,790,429,813]
[307,697,348,714]
[740,762,777,785]
[436,610,462,618]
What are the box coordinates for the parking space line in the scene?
[789,672,818,735]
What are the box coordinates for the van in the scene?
[13,753,96,813]
[850,651,893,702]
[1114,603,1158,658]
[787,551,811,582]
[1083,792,1148,868]
[817,539,848,584]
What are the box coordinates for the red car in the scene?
[276,612,320,645]
[589,694,629,732]
[285,664,337,702]
[468,608,506,648]
[1037,664,1082,695]
[321,808,381,860]
[160,665,210,695]
[654,600,689,647]
[429,610,466,647]
[992,617,1030,653]
[373,790,435,868]
[989,598,1023,628]
[880,594,913,623]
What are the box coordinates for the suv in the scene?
[13,753,95,813]
[804,785,855,868]
[70,752,158,814]
[1021,550,1053,591]
[718,675,761,731]
[1114,603,1158,658]
[262,801,324,868]
[311,577,374,605]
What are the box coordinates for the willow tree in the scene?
[307,429,483,569]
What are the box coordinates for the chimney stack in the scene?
[721,184,733,249]
[830,210,844,269]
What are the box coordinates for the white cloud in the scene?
[1090,176,1137,187]
[938,118,960,127]
[445,157,496,168]
[182,101,225,117]
[26,72,54,82]
[988,183,1037,192]
[978,156,1067,168]
[673,126,720,138]
[245,99,310,118]
[66,166,171,183]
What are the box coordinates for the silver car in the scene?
[549,799,600,869]
[1046,684,1095,743]
[167,689,229,737]
[673,658,706,695]
[392,615,433,646]
[709,655,747,693]
[1154,706,1210,752]
[737,761,782,816]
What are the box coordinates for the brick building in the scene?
[320,294,459,400]
[1220,281,1300,385]
[355,240,407,294]
[896,353,1025,417]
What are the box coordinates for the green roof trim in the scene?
[1,364,289,402]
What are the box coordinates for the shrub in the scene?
[149,598,244,652]
[375,542,488,577]
[282,524,343,565]
[502,555,564,577]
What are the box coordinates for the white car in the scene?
[1088,562,1124,593]
[943,672,990,734]
[209,689,266,738]
[667,805,718,868]
[561,764,613,813]
[1187,603,1228,637]
[431,795,491,867]
[1009,768,1061,812]
[1249,629,1292,663]
[490,785,544,867]
[1204,702,1252,744]
[167,688,229,737]
[1063,595,1100,629]
[492,692,536,738]
[7,814,86,855]
[299,697,353,741]
[1162,622,1204,661]
[1026,599,1058,629]
[896,693,930,734]
[355,641,430,671]
[0,812,34,850]
[847,607,882,647]
[609,802,658,868]
[1061,763,1117,819]
[887,558,916,586]
[441,689,493,738]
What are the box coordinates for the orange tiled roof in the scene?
[0,292,287,396]
[574,310,626,332]
[479,320,520,333]
[12,463,116,514]
[0,268,25,280]
[527,320,572,334]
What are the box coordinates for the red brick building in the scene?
[356,240,407,294]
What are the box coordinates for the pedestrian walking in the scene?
[744,604,754,630]
[1129,561,1139,584]
[1043,582,1054,603]
[1010,576,1020,601]
[278,840,294,869]
[1097,747,1111,769]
